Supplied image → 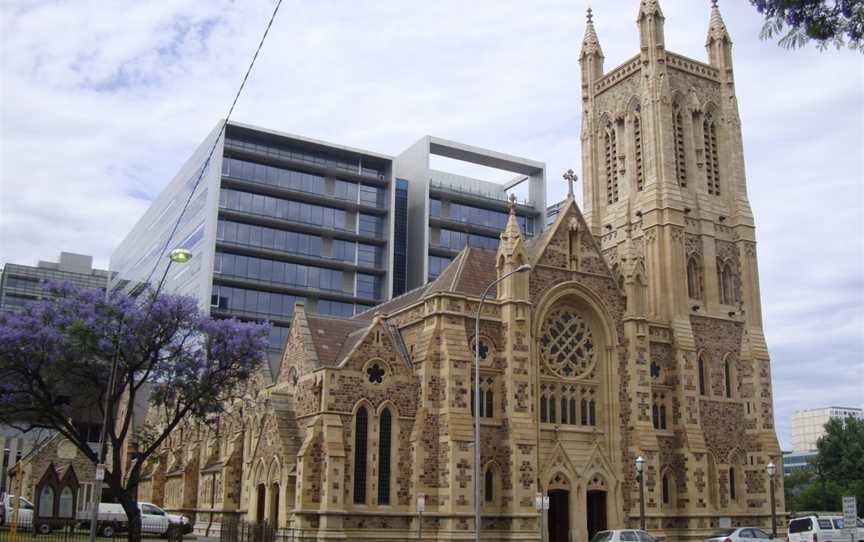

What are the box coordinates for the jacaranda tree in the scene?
[750,0,864,51]
[0,283,269,542]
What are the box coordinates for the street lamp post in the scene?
[767,461,777,538]
[88,249,193,542]
[636,456,646,531]
[474,263,531,542]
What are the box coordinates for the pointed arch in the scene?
[628,98,645,192]
[377,407,393,505]
[697,352,708,396]
[353,404,369,504]
[602,114,620,204]
[631,260,648,315]
[723,353,735,399]
[718,259,739,305]
[660,467,677,509]
[687,255,704,300]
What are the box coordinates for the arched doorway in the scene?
[269,483,280,527]
[586,490,607,540]
[548,489,570,542]
[255,484,266,524]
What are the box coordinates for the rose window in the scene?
[539,308,595,378]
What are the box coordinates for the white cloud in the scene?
[1,0,862,448]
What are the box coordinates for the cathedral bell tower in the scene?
[579,0,781,526]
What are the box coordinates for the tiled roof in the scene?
[306,315,368,367]
[450,248,498,297]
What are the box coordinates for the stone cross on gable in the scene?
[563,169,578,198]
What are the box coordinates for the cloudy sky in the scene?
[0,0,861,448]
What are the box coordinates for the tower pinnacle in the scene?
[580,7,604,59]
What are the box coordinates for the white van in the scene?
[78,501,191,538]
[788,514,864,542]
[0,494,34,528]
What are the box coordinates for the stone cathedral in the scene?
[137,2,784,541]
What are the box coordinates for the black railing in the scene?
[219,518,311,542]
[0,517,187,541]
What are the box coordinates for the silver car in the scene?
[591,530,660,542]
[706,527,785,542]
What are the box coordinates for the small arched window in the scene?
[58,487,74,518]
[484,469,494,503]
[704,113,720,195]
[589,399,597,426]
[377,409,392,505]
[548,396,556,424]
[662,474,670,504]
[39,486,55,517]
[724,359,733,399]
[581,398,588,425]
[698,357,707,396]
[560,397,568,424]
[540,395,548,423]
[652,404,660,429]
[687,256,703,300]
[718,261,739,305]
[353,407,368,504]
[485,388,494,418]
[729,466,737,501]
[568,398,577,426]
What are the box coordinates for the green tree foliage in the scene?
[785,417,864,515]
[749,0,864,52]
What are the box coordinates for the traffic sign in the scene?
[842,496,857,537]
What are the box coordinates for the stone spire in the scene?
[496,193,529,299]
[580,7,604,59]
[706,0,731,46]
[500,193,523,248]
[706,0,733,70]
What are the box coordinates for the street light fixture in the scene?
[474,263,531,542]
[88,250,194,542]
[635,456,646,530]
[767,461,777,538]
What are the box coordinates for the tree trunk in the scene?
[112,483,142,542]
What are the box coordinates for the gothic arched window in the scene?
[561,397,569,424]
[718,261,739,305]
[662,473,670,504]
[604,122,620,204]
[687,256,704,300]
[724,359,733,399]
[58,487,74,518]
[484,468,494,502]
[652,404,660,429]
[581,398,588,425]
[569,398,577,425]
[634,111,645,192]
[673,111,687,187]
[353,407,368,504]
[704,114,720,195]
[698,357,707,396]
[729,466,737,501]
[540,394,548,423]
[39,486,55,517]
[589,399,597,426]
[377,409,392,505]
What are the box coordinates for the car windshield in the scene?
[590,532,614,542]
[709,530,737,537]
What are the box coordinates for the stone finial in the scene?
[563,169,577,198]
[508,192,517,214]
[581,7,604,59]
[638,0,664,19]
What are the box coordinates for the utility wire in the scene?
[141,0,285,292]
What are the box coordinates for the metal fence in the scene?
[0,517,186,542]
[219,518,312,542]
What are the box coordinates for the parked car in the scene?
[77,501,191,538]
[0,494,34,528]
[704,527,785,542]
[591,529,660,542]
[789,514,864,542]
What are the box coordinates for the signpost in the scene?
[536,492,550,542]
[843,496,857,542]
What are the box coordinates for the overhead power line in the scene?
[142,0,285,291]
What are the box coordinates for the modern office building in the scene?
[781,450,817,476]
[546,199,567,228]
[394,136,546,286]
[0,252,109,312]
[791,406,863,453]
[110,121,402,371]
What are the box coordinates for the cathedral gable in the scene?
[532,198,615,280]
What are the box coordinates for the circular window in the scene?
[539,307,596,379]
[366,363,385,384]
